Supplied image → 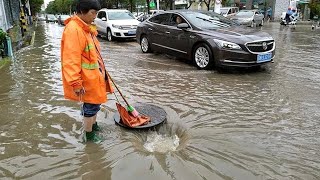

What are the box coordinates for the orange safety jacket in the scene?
[61,16,113,104]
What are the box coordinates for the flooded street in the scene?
[0,21,319,179]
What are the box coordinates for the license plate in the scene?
[128,30,136,35]
[257,53,272,63]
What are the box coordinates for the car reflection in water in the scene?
[136,10,274,70]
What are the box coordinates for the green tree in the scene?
[46,1,57,14]
[309,1,320,18]
[46,0,75,14]
[22,0,44,15]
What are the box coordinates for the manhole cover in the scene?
[113,103,167,129]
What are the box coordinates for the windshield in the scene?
[182,11,237,29]
[47,14,55,18]
[220,9,229,14]
[107,11,135,20]
[60,15,69,19]
[235,11,254,17]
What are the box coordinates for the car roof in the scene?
[99,8,130,12]
[158,10,222,15]
[240,9,257,12]
[220,7,238,9]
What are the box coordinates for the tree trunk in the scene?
[246,0,253,9]
[130,0,133,12]
[187,1,193,9]
[146,0,150,14]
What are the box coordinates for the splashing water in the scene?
[143,133,180,153]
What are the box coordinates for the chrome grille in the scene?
[246,40,274,53]
[121,25,137,30]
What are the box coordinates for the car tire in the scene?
[140,35,152,53]
[107,28,113,42]
[260,19,264,26]
[250,21,255,28]
[193,43,215,70]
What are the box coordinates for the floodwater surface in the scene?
[0,22,319,179]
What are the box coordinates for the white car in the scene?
[231,10,264,27]
[219,7,239,18]
[95,9,140,41]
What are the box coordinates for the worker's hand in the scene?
[74,87,85,96]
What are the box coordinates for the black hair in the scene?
[76,0,101,14]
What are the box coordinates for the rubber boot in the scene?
[85,131,103,143]
[92,122,102,132]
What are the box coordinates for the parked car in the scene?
[219,7,239,18]
[94,9,140,41]
[136,10,275,70]
[137,10,165,22]
[133,12,144,18]
[231,10,264,27]
[37,14,46,21]
[58,15,70,25]
[46,14,58,23]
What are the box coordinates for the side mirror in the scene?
[101,17,107,21]
[177,23,189,29]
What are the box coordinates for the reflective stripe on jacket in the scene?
[61,15,112,104]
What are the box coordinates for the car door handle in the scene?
[148,28,153,31]
[165,31,170,34]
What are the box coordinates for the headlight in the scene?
[112,24,122,29]
[214,39,242,50]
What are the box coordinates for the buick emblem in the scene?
[262,42,268,50]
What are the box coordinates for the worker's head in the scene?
[288,7,291,10]
[76,0,101,24]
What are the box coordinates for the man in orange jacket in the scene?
[61,0,113,143]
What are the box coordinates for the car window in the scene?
[236,11,254,17]
[228,9,231,14]
[220,9,228,15]
[107,11,135,20]
[168,13,186,26]
[182,11,236,29]
[149,13,171,25]
[98,11,106,19]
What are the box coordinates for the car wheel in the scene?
[193,43,214,70]
[107,28,113,42]
[140,35,151,53]
[250,21,255,28]
[260,19,264,26]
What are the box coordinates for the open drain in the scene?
[143,133,180,153]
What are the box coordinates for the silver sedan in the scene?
[231,10,264,27]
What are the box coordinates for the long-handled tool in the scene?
[105,71,139,117]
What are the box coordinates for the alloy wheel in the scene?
[107,29,112,41]
[251,21,254,28]
[141,37,149,52]
[195,47,210,68]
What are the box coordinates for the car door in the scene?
[147,13,171,52]
[163,13,191,57]
[95,11,106,34]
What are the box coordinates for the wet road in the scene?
[0,21,319,179]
